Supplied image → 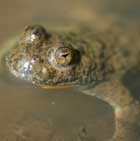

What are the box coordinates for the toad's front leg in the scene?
[82,80,140,141]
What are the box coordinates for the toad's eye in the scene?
[48,47,80,68]
[55,47,73,67]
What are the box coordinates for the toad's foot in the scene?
[82,80,140,141]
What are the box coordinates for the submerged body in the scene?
[1,24,140,141]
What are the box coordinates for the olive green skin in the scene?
[4,25,136,87]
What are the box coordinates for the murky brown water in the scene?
[0,75,115,140]
[0,0,139,140]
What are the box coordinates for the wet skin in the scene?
[2,24,140,141]
[5,25,112,88]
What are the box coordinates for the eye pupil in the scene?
[60,53,69,58]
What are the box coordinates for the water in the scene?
[0,0,139,140]
[0,73,114,140]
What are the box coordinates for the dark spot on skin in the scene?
[73,49,81,64]
[122,66,140,100]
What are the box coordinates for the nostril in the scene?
[19,25,51,47]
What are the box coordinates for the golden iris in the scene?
[55,47,73,66]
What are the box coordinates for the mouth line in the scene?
[38,84,76,90]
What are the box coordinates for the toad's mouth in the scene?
[38,84,76,90]
[36,79,80,89]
